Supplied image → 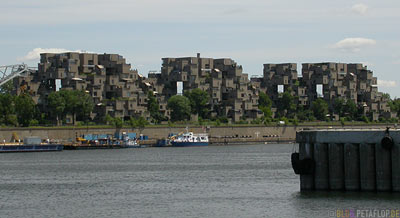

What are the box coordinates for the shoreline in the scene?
[0,125,392,146]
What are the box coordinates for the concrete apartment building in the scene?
[145,53,262,122]
[14,52,151,123]
[253,62,395,121]
[12,51,394,123]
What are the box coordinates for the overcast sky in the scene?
[1,0,400,97]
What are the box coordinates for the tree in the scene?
[382,93,391,100]
[128,116,137,130]
[297,106,315,122]
[60,90,93,124]
[389,98,400,117]
[258,92,272,118]
[277,90,296,118]
[311,98,329,120]
[0,81,14,94]
[60,90,78,124]
[344,100,357,120]
[259,92,272,108]
[47,91,66,126]
[15,93,37,127]
[167,95,191,122]
[0,93,17,126]
[75,90,94,122]
[128,116,149,135]
[112,117,124,129]
[184,88,209,119]
[147,91,164,124]
[105,114,114,125]
[135,116,148,135]
[333,98,346,117]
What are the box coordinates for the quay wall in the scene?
[0,125,391,143]
[296,128,400,192]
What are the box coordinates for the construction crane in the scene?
[0,64,31,87]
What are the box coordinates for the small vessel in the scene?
[121,134,146,148]
[0,137,63,153]
[170,132,209,147]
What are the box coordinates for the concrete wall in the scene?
[296,128,400,192]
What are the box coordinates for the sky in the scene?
[1,0,400,97]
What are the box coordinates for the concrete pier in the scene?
[299,143,314,190]
[328,143,344,190]
[392,143,400,191]
[344,143,360,191]
[295,128,399,192]
[359,143,376,191]
[314,143,329,190]
[375,143,392,191]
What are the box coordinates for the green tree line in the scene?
[1,83,398,127]
[0,89,94,127]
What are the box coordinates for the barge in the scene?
[65,132,146,150]
[0,137,63,153]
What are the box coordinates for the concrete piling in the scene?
[375,143,392,191]
[300,142,314,190]
[344,143,360,191]
[392,143,400,192]
[328,143,344,190]
[359,143,376,191]
[314,143,329,190]
[295,129,398,192]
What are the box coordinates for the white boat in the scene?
[170,132,209,147]
[121,133,145,148]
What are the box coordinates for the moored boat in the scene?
[121,134,146,148]
[68,132,146,149]
[170,132,209,147]
[0,137,63,153]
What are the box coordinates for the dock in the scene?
[293,128,400,192]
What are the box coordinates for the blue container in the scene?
[98,134,108,139]
[114,132,122,140]
[127,133,136,139]
[84,134,93,140]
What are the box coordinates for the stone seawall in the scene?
[0,125,391,143]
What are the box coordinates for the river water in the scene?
[0,144,399,218]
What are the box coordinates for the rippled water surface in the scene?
[1,144,399,218]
